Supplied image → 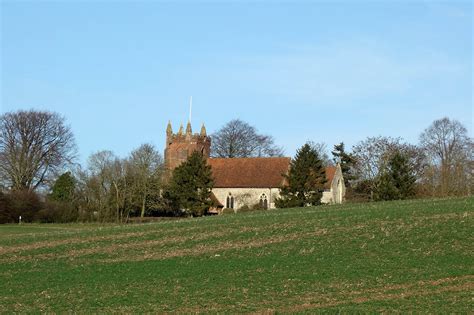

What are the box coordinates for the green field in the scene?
[1,197,473,312]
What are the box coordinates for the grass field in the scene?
[1,197,473,312]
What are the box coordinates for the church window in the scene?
[226,193,234,209]
[259,193,268,210]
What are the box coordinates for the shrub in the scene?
[8,190,43,222]
[36,200,79,223]
[251,203,266,211]
[0,191,13,223]
[221,208,235,215]
[236,203,266,213]
[238,205,251,212]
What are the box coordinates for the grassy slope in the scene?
[0,197,473,312]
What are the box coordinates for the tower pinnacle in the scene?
[186,121,192,135]
[166,121,173,136]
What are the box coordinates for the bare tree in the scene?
[353,136,399,182]
[419,117,472,196]
[211,119,284,158]
[0,110,77,191]
[127,143,163,218]
[76,146,164,222]
[84,150,116,220]
[83,150,132,222]
[110,158,130,222]
[352,136,427,199]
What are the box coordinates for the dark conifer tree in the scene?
[375,151,416,201]
[50,172,76,202]
[163,151,213,216]
[276,143,326,208]
[331,142,357,187]
[374,168,398,201]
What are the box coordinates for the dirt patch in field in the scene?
[0,220,318,261]
[278,275,474,312]
[0,229,231,263]
[0,223,228,256]
[65,229,229,258]
[101,229,328,263]
[372,212,471,230]
[0,231,148,255]
[0,224,365,264]
[0,221,299,256]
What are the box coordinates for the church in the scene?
[164,121,345,213]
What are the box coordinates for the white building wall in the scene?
[212,187,281,210]
[321,191,333,204]
[212,164,346,212]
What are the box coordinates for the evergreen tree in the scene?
[276,143,326,208]
[331,142,357,187]
[374,151,416,201]
[50,172,76,202]
[163,151,214,216]
[374,167,398,201]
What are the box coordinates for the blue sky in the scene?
[1,1,472,163]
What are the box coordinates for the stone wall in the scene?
[213,182,344,210]
[212,187,281,210]
[321,191,333,204]
[321,163,346,204]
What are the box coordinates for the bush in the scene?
[351,180,373,202]
[238,205,251,212]
[221,208,235,215]
[251,203,266,211]
[0,191,13,223]
[0,190,81,224]
[8,190,43,222]
[236,203,266,213]
[36,200,79,223]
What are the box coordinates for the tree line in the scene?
[0,109,472,223]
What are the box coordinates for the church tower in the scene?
[164,121,211,174]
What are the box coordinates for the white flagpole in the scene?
[189,96,193,123]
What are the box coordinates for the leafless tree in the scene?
[419,117,472,196]
[81,150,131,222]
[76,146,164,222]
[352,136,427,198]
[0,110,77,191]
[110,158,130,222]
[211,119,284,158]
[127,143,163,218]
[84,150,116,220]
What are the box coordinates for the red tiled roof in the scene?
[325,166,336,189]
[208,157,291,188]
[208,157,337,189]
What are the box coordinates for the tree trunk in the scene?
[140,196,146,218]
[113,181,120,222]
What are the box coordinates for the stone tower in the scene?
[164,121,211,174]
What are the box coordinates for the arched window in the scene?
[226,193,234,209]
[260,193,268,210]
